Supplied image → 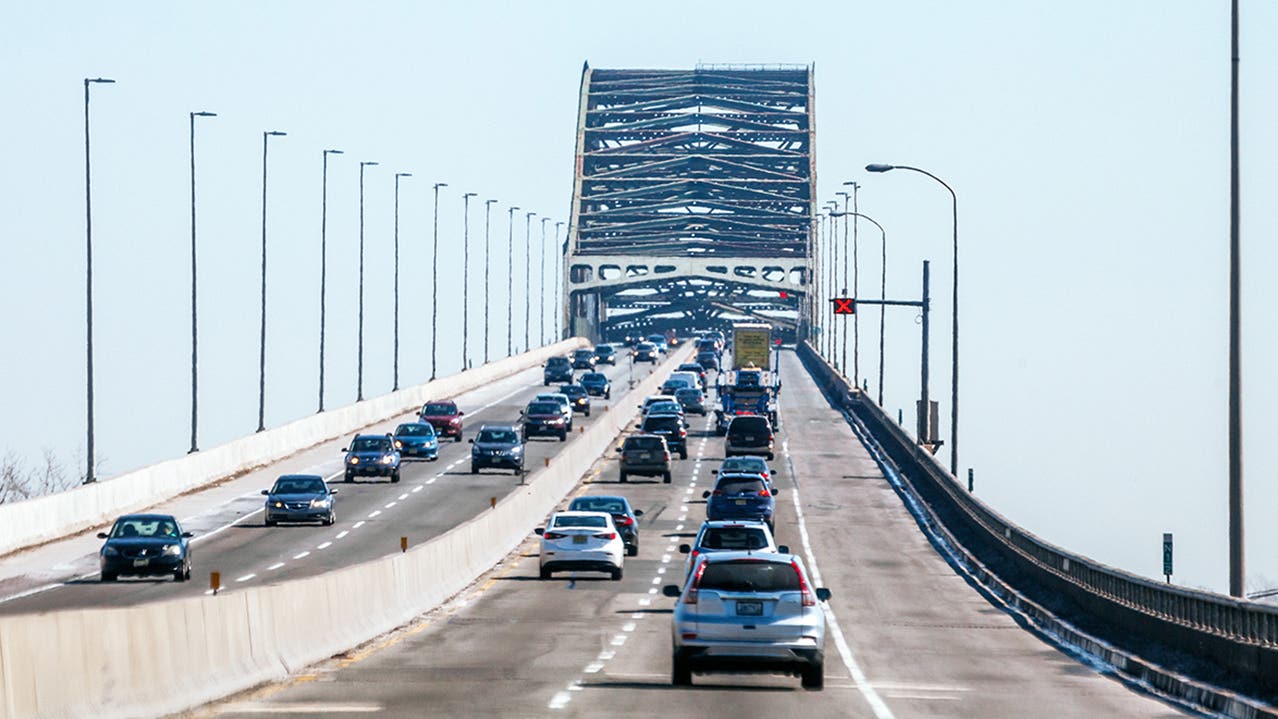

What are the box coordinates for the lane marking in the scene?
[336,531,350,539]
[236,573,256,582]
[294,551,310,559]
[398,493,409,501]
[368,510,381,518]
[548,692,571,710]
[317,542,333,550]
[385,502,397,509]
[412,485,424,493]
[352,521,366,529]
[266,562,285,571]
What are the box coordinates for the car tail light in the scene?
[595,532,617,540]
[689,549,699,565]
[758,489,771,497]
[664,452,671,461]
[613,515,633,527]
[768,434,775,442]
[681,632,698,640]
[685,561,707,605]
[544,532,566,540]
[679,429,687,437]
[711,490,724,496]
[793,559,816,606]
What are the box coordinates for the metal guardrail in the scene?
[795,341,1278,696]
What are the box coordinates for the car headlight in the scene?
[394,440,403,449]
[163,544,182,556]
[102,546,119,557]
[380,455,394,464]
[349,456,359,465]
[311,498,332,508]
[273,501,284,508]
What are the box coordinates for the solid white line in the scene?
[317,542,333,550]
[266,562,285,571]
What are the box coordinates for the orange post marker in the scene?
[210,571,221,595]
[544,457,550,468]
[400,536,408,553]
[490,496,497,509]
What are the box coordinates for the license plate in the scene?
[132,558,150,567]
[734,499,748,506]
[742,436,754,442]
[736,600,763,616]
[637,452,650,460]
[572,535,588,545]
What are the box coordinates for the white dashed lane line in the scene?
[294,551,310,560]
[398,493,409,500]
[385,502,397,509]
[352,521,366,529]
[266,562,285,571]
[235,574,256,582]
[317,542,333,550]
[368,510,382,518]
[412,486,424,493]
[336,530,350,539]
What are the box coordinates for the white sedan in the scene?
[536,511,625,580]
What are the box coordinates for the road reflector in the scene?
[400,536,408,553]
[490,496,497,509]
[210,571,221,595]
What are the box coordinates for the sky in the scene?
[0,1,1273,595]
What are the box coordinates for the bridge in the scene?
[0,66,1274,719]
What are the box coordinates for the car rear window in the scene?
[553,515,607,528]
[699,560,800,592]
[527,402,560,414]
[643,416,681,432]
[729,416,769,434]
[720,457,766,473]
[421,403,456,415]
[700,527,769,550]
[570,497,626,514]
[676,389,701,399]
[716,477,766,495]
[624,436,664,450]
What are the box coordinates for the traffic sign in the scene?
[831,297,854,315]
[1162,533,1173,581]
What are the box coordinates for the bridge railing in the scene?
[796,341,1278,698]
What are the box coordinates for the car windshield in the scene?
[594,345,612,353]
[647,335,665,343]
[574,350,593,358]
[700,527,770,550]
[720,457,767,473]
[351,437,391,452]
[729,417,769,433]
[395,424,435,437]
[111,517,179,539]
[536,395,567,405]
[547,358,570,367]
[624,436,664,450]
[676,389,701,400]
[717,477,766,495]
[560,386,585,397]
[552,515,608,528]
[699,560,800,592]
[636,343,654,350]
[570,497,627,514]
[478,429,518,444]
[422,403,455,415]
[582,372,605,382]
[643,416,681,432]
[271,477,326,494]
[527,402,560,414]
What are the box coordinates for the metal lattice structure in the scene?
[564,64,815,341]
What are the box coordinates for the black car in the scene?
[98,513,193,582]
[634,342,658,363]
[580,371,612,398]
[544,356,574,385]
[522,400,569,441]
[641,413,688,459]
[725,414,775,460]
[594,344,617,365]
[572,348,598,370]
[559,384,592,416]
[263,474,337,526]
[697,350,720,371]
[470,424,526,473]
[569,495,644,556]
[343,434,402,482]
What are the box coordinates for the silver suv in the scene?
[662,552,832,689]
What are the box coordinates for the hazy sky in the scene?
[1,2,1273,595]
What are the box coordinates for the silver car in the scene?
[663,551,831,689]
[678,520,787,578]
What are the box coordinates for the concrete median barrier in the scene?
[0,344,692,719]
[0,339,589,560]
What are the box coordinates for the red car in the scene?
[419,400,464,442]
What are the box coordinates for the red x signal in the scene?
[832,298,854,315]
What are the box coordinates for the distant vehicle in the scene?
[665,370,702,391]
[593,344,617,365]
[569,495,644,556]
[675,387,707,416]
[732,323,772,370]
[640,395,680,413]
[725,414,774,460]
[703,472,778,530]
[534,392,574,430]
[663,552,830,688]
[642,413,688,459]
[419,400,464,442]
[536,511,624,580]
[696,351,720,371]
[622,335,641,348]
[393,422,439,460]
[679,520,786,578]
[558,384,592,415]
[579,371,612,398]
[676,363,708,386]
[543,356,574,385]
[616,433,672,483]
[572,348,598,370]
[647,334,670,353]
[633,342,658,363]
[714,455,774,482]
[697,338,721,356]
[262,474,337,526]
[522,400,569,442]
[470,424,525,474]
[343,433,401,483]
[98,513,193,582]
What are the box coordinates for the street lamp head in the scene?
[865,164,894,173]
[325,149,344,155]
[361,161,379,167]
[266,130,286,137]
[192,111,217,118]
[87,78,115,84]
[464,192,478,198]
[842,180,859,187]
[486,199,498,206]
[396,172,412,178]
[836,191,850,199]
[434,182,448,190]
[509,206,520,213]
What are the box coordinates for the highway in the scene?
[0,349,664,615]
[198,350,1189,718]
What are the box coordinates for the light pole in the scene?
[835,211,887,404]
[393,171,412,391]
[540,217,551,346]
[188,110,216,454]
[554,221,564,341]
[1228,0,1243,597]
[462,192,477,369]
[842,180,860,382]
[357,161,379,401]
[867,163,959,475]
[257,131,286,432]
[484,199,498,363]
[825,201,838,361]
[318,149,343,412]
[524,211,536,352]
[82,77,113,483]
[834,191,851,377]
[506,206,519,357]
[430,182,447,379]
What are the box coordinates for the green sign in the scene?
[1162,533,1173,577]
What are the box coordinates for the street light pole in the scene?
[257,130,286,432]
[82,77,113,483]
[554,221,564,341]
[484,199,497,363]
[462,192,477,369]
[1228,0,1244,598]
[357,161,379,401]
[540,217,550,346]
[524,211,535,353]
[867,163,959,474]
[431,182,447,379]
[835,211,887,404]
[834,191,851,377]
[825,201,839,362]
[318,149,343,412]
[506,206,519,357]
[188,110,216,454]
[842,181,860,382]
[393,171,412,391]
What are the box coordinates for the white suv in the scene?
[663,551,831,689]
[536,511,624,580]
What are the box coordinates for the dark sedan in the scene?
[580,371,612,398]
[559,384,592,416]
[569,495,645,556]
[697,350,720,370]
[634,342,658,363]
[470,424,526,474]
[522,400,569,441]
[263,474,337,526]
[593,344,618,365]
[98,514,193,582]
[703,473,779,531]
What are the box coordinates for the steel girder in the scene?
[565,64,815,342]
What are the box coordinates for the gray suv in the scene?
[615,434,672,483]
[663,552,832,689]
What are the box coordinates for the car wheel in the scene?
[767,453,775,461]
[585,409,591,417]
[663,471,672,484]
[391,471,401,484]
[627,545,638,557]
[610,566,623,581]
[539,567,552,580]
[605,390,611,399]
[344,471,354,483]
[324,511,336,526]
[679,448,688,460]
[430,455,438,462]
[264,518,277,527]
[619,472,628,483]
[544,380,550,386]
[801,659,824,690]
[174,566,188,582]
[672,654,693,686]
[455,434,463,443]
[559,431,567,442]
[471,464,479,475]
[101,572,117,583]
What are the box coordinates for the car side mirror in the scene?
[711,469,718,474]
[613,447,621,452]
[770,485,780,495]
[458,411,465,416]
[181,532,194,539]
[633,509,644,517]
[701,490,711,499]
[678,544,690,554]
[260,489,269,495]
[816,588,832,602]
[662,585,682,598]
[97,532,109,539]
[468,438,475,443]
[777,545,790,554]
[534,527,544,536]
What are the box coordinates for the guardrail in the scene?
[796,341,1278,701]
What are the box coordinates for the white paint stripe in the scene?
[597,650,615,661]
[266,562,285,571]
[623,622,636,632]
[398,493,409,500]
[236,573,256,582]
[385,502,397,509]
[368,510,381,518]
[584,662,604,674]
[548,691,571,709]
[336,530,350,539]
[317,541,333,550]
[610,635,627,646]
[293,551,310,559]
[425,478,437,485]
[651,577,661,584]
[412,485,424,493]
[352,521,366,529]
[675,523,684,531]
